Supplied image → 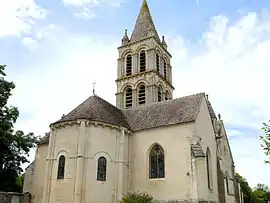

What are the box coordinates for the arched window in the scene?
[139,50,146,72]
[157,85,163,102]
[126,54,132,76]
[206,148,213,189]
[163,59,167,78]
[97,156,107,181]
[149,144,165,179]
[156,53,160,73]
[165,90,169,100]
[138,84,146,105]
[225,173,229,194]
[125,87,133,109]
[57,155,65,179]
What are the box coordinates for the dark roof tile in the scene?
[52,95,130,128]
[124,93,205,131]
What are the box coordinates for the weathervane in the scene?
[92,81,96,95]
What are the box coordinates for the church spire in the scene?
[130,0,160,43]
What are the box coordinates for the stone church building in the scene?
[23,0,243,203]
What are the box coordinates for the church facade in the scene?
[23,1,244,203]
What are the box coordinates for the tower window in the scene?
[164,60,167,78]
[156,53,160,73]
[140,50,146,72]
[97,156,107,181]
[149,144,165,179]
[126,54,132,76]
[165,90,169,100]
[125,87,133,109]
[138,84,146,105]
[158,85,163,102]
[57,155,65,180]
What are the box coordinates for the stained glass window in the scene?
[57,155,65,179]
[97,156,107,181]
[149,144,165,179]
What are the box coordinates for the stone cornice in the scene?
[117,36,172,57]
[51,119,132,134]
[115,70,175,90]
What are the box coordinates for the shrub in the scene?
[120,192,154,203]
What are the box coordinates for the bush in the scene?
[120,192,154,203]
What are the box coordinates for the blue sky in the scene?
[1,0,270,188]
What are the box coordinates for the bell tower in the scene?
[116,0,174,110]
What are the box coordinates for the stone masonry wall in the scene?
[0,192,31,203]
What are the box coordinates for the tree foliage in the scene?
[236,173,254,203]
[261,121,270,164]
[253,184,270,202]
[120,192,154,203]
[0,65,37,192]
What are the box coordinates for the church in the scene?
[23,1,243,203]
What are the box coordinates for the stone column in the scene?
[42,128,56,203]
[132,89,137,108]
[117,128,126,202]
[74,121,86,203]
[146,49,154,71]
[133,54,138,74]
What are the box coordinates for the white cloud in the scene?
[8,8,270,186]
[0,0,48,37]
[165,11,270,186]
[22,37,39,50]
[62,0,123,20]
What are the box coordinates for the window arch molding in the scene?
[134,80,148,89]
[135,44,149,53]
[120,83,135,92]
[147,143,166,179]
[93,151,112,162]
[121,49,133,58]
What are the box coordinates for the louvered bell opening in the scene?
[126,55,132,76]
[140,51,146,72]
[125,88,133,109]
[138,85,146,105]
[164,61,167,78]
[156,54,160,73]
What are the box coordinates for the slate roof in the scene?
[52,95,130,128]
[38,132,50,145]
[124,93,205,131]
[129,0,160,43]
[41,92,217,146]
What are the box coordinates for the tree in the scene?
[261,121,270,164]
[236,173,254,203]
[16,174,24,192]
[253,184,270,203]
[120,192,154,203]
[0,65,37,192]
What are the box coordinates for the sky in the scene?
[1,0,270,188]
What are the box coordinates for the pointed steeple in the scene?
[130,0,160,43]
